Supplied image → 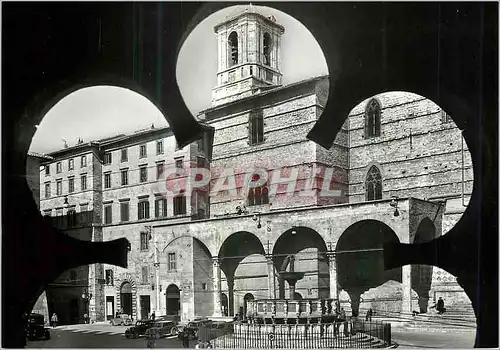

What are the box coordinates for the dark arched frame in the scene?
[120,282,133,316]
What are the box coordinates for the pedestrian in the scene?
[436,297,446,314]
[50,313,58,328]
[181,330,190,348]
[151,311,156,321]
[83,313,89,324]
[365,308,373,322]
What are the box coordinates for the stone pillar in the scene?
[327,252,339,300]
[402,265,412,314]
[266,255,276,299]
[212,258,222,317]
[227,277,235,316]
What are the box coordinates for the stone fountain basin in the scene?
[279,272,306,281]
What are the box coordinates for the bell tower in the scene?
[211,6,285,107]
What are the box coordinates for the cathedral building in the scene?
[35,7,474,325]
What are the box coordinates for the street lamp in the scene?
[390,196,400,217]
[81,287,93,324]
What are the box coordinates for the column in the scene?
[266,255,276,299]
[227,277,235,316]
[401,265,412,314]
[212,257,222,317]
[327,252,339,300]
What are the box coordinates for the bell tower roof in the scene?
[211,5,285,107]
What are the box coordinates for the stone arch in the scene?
[161,235,214,257]
[115,274,137,320]
[165,284,181,316]
[273,226,329,299]
[336,220,401,316]
[219,231,266,316]
[263,32,272,65]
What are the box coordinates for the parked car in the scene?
[25,313,50,341]
[144,320,178,339]
[124,319,155,339]
[110,314,134,326]
[176,319,213,340]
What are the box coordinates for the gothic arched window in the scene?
[365,99,381,138]
[228,31,238,66]
[365,165,382,201]
[263,32,271,66]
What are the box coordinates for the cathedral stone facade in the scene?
[33,8,474,324]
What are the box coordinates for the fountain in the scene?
[208,254,392,348]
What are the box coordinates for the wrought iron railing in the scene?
[199,320,391,348]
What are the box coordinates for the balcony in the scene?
[247,298,338,320]
[46,210,94,230]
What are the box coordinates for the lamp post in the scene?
[81,287,93,324]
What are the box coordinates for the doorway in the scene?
[221,293,228,316]
[120,282,133,316]
[243,293,254,319]
[106,296,114,320]
[166,284,180,315]
[140,295,151,320]
[69,299,79,324]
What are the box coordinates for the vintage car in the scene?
[110,313,134,326]
[25,313,50,341]
[144,320,178,339]
[176,318,213,340]
[124,319,155,339]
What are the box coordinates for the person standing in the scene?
[151,311,156,321]
[50,313,58,328]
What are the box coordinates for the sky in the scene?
[29,5,328,154]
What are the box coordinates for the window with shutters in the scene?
[140,144,147,158]
[104,172,111,188]
[173,195,186,216]
[104,204,112,224]
[365,166,383,201]
[168,253,176,271]
[365,99,381,138]
[68,158,74,170]
[81,155,87,167]
[45,165,50,176]
[45,183,51,198]
[249,110,264,145]
[156,140,164,155]
[140,231,149,251]
[121,148,128,162]
[120,201,130,222]
[156,162,164,179]
[140,166,148,183]
[68,177,75,193]
[104,153,112,165]
[175,158,184,169]
[155,197,167,218]
[105,269,114,285]
[138,200,150,220]
[56,179,62,196]
[121,169,128,186]
[81,174,87,190]
[142,266,149,284]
